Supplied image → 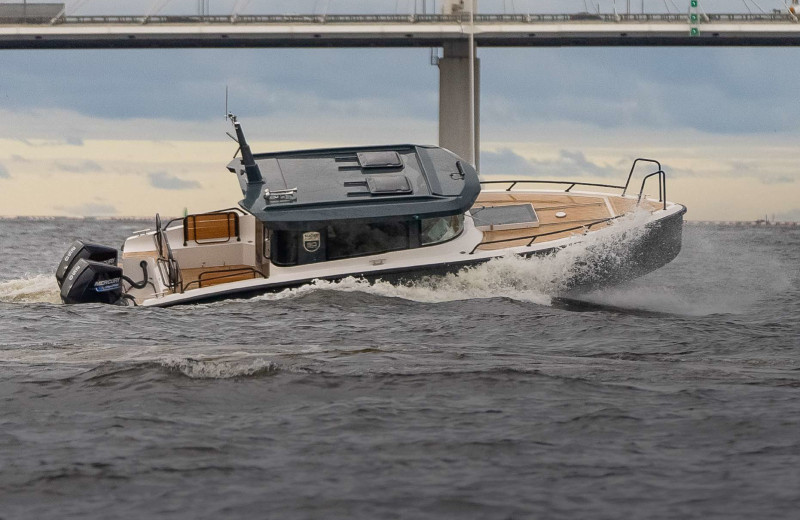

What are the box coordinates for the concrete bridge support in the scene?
[438,40,480,170]
[438,0,479,169]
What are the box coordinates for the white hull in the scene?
[117,190,686,308]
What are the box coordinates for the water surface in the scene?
[1,218,798,519]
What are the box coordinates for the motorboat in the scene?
[55,115,686,307]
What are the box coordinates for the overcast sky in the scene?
[1,0,799,220]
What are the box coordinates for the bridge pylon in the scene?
[438,41,479,170]
[438,1,479,170]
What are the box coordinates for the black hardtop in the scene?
[228,144,480,230]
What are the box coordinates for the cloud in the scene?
[0,47,436,123]
[722,161,796,185]
[54,160,103,173]
[2,4,796,137]
[148,171,201,190]
[760,176,796,185]
[56,202,118,216]
[775,208,800,222]
[481,46,800,135]
[10,154,29,163]
[15,137,86,147]
[482,148,798,186]
[0,162,9,179]
[482,148,622,178]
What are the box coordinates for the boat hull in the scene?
[150,205,686,307]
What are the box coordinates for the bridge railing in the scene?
[3,13,798,26]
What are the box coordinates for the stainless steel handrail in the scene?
[468,215,624,255]
[471,158,668,252]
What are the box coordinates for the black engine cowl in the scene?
[56,240,125,305]
[56,240,119,287]
[59,258,125,305]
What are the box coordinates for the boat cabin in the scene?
[227,144,481,266]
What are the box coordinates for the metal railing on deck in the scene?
[469,158,667,254]
[468,214,624,254]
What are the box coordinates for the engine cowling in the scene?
[59,258,125,305]
[56,240,125,305]
[56,240,119,286]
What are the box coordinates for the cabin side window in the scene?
[269,215,462,266]
[420,214,464,246]
[327,220,410,260]
[270,230,299,266]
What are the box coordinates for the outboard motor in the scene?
[56,240,124,305]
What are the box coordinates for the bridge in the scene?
[3,0,800,167]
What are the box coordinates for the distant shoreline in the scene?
[0,216,166,221]
[0,216,798,227]
[686,221,799,228]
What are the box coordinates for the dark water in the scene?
[1,217,798,519]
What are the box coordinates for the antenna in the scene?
[226,112,263,185]
[225,85,229,121]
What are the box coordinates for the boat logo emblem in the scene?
[303,232,321,253]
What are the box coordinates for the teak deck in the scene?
[472,191,660,251]
[180,264,262,290]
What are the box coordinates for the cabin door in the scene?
[256,221,270,277]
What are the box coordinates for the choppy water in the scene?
[1,217,798,519]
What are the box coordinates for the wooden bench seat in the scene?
[180,264,264,291]
[184,212,240,246]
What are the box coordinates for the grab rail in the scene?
[638,170,667,211]
[468,215,623,254]
[183,211,241,246]
[471,158,668,252]
[480,179,626,193]
[163,207,247,232]
[622,158,661,196]
[152,213,182,292]
[480,157,666,209]
[181,266,266,292]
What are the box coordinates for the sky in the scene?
[1,0,799,221]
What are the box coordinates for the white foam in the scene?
[157,356,278,379]
[0,274,61,304]
[580,221,796,316]
[0,209,653,309]
[254,209,652,306]
[0,343,284,379]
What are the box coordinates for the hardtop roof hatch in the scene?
[228,143,480,230]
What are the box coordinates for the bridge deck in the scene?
[2,14,800,49]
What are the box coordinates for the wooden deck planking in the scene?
[180,264,261,290]
[609,196,661,216]
[121,250,158,260]
[472,191,650,251]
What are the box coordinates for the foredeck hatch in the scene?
[471,204,540,231]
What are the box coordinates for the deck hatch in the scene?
[357,151,402,169]
[471,204,540,231]
[366,175,412,195]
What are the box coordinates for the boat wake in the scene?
[0,274,61,304]
[254,209,653,306]
[1,210,654,308]
[0,344,285,380]
[156,355,280,379]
